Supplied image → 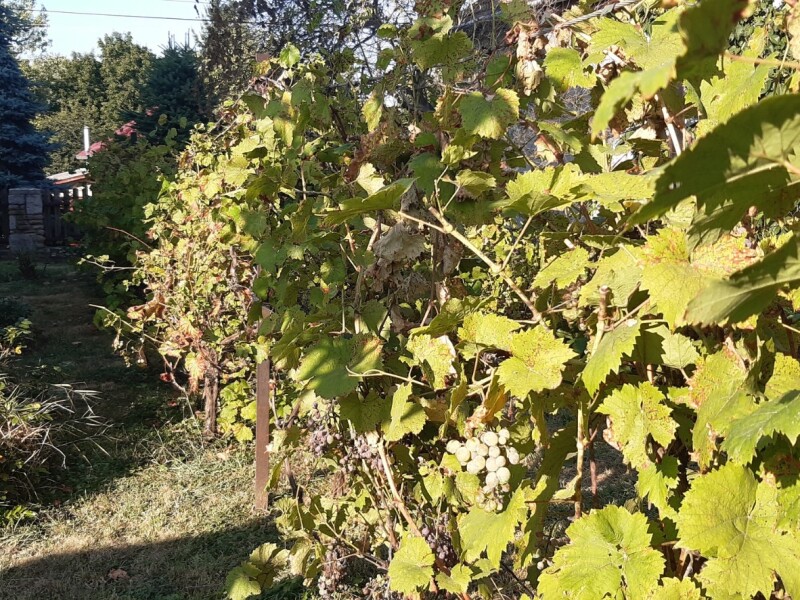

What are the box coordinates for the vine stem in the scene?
[575,401,585,520]
[427,208,543,321]
[724,52,800,71]
[655,94,683,156]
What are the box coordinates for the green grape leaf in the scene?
[582,318,641,395]
[686,235,800,325]
[696,29,770,137]
[688,350,753,468]
[648,578,702,600]
[766,353,800,399]
[411,31,473,71]
[413,297,485,337]
[325,179,415,225]
[632,95,800,247]
[340,392,387,433]
[295,335,383,398]
[279,43,300,68]
[362,92,383,132]
[538,506,665,600]
[383,384,427,442]
[458,312,521,358]
[654,326,699,369]
[496,327,576,398]
[676,0,752,80]
[598,383,677,468]
[543,47,596,91]
[638,228,702,329]
[410,152,447,195]
[723,391,800,465]
[579,247,642,309]
[636,457,680,521]
[458,487,528,568]
[435,564,472,595]
[572,171,655,212]
[225,567,262,600]
[459,89,519,139]
[456,169,496,197]
[407,334,455,390]
[533,247,591,290]
[501,164,580,216]
[676,464,800,599]
[388,535,434,595]
[356,163,385,195]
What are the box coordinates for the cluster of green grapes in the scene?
[446,429,521,511]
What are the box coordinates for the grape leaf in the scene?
[411,31,473,71]
[362,92,383,132]
[295,334,383,398]
[456,169,496,197]
[579,247,642,308]
[388,535,434,595]
[639,228,706,329]
[676,463,800,599]
[410,152,446,195]
[458,312,521,358]
[723,391,800,465]
[407,334,455,390]
[501,164,580,216]
[225,567,262,600]
[766,353,800,399]
[632,95,800,247]
[458,486,528,568]
[383,384,427,442]
[656,327,699,369]
[435,564,472,595]
[688,350,754,468]
[572,171,655,212]
[598,383,677,468]
[648,577,702,600]
[686,234,800,325]
[533,247,591,290]
[340,391,387,433]
[538,506,665,600]
[696,29,770,137]
[543,47,596,91]
[582,318,641,395]
[324,179,415,225]
[496,327,576,398]
[459,88,519,139]
[636,457,680,521]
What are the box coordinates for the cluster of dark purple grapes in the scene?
[421,516,457,567]
[340,435,382,474]
[361,574,400,599]
[307,403,341,454]
[317,544,347,599]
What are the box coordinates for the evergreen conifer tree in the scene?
[0,5,51,187]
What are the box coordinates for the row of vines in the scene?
[103,0,800,597]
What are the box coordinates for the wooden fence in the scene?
[0,188,8,248]
[44,187,85,246]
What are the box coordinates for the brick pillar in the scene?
[8,188,45,253]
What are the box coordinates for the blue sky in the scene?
[39,0,209,55]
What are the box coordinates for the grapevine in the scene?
[110,1,800,598]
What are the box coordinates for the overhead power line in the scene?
[37,9,231,23]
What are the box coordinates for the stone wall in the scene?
[8,188,45,253]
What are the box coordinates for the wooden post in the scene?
[254,355,271,511]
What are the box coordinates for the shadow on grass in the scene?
[0,521,304,600]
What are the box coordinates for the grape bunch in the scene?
[307,402,341,454]
[317,544,347,599]
[420,515,457,567]
[341,434,382,474]
[361,574,401,599]
[446,428,522,511]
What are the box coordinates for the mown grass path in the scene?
[0,261,279,600]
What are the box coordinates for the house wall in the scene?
[8,188,46,253]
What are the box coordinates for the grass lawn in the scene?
[0,259,295,600]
